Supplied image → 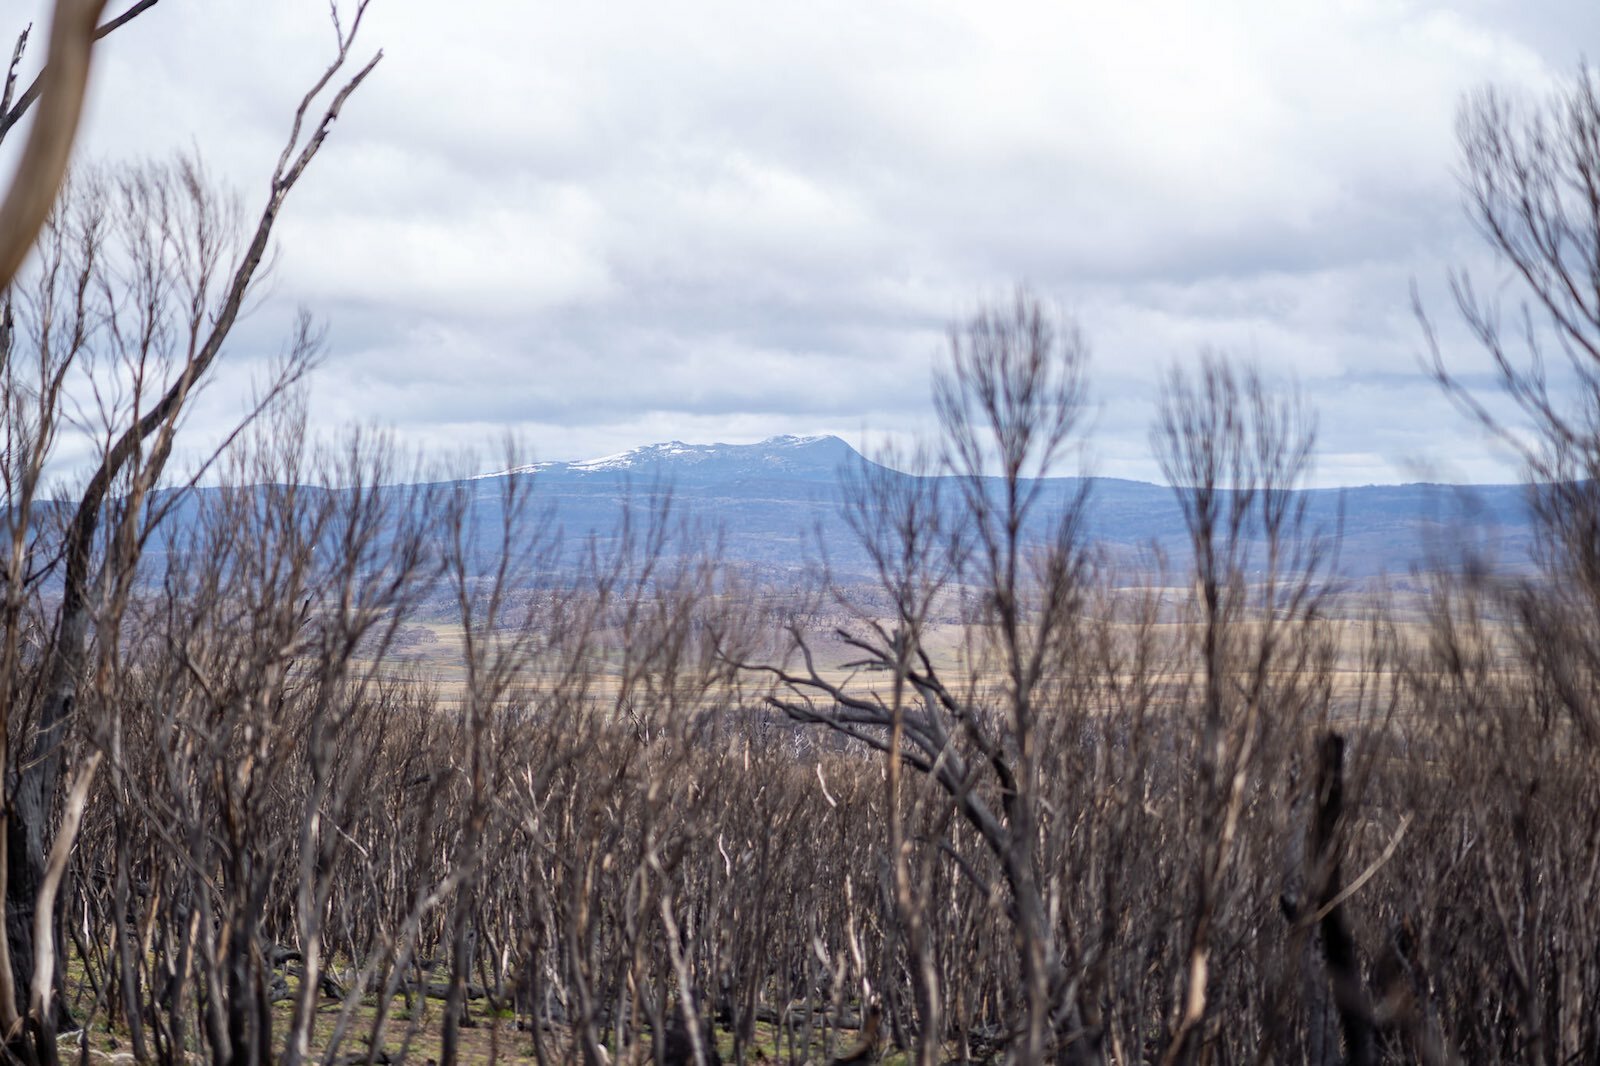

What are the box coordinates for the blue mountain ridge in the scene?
[125,434,1532,585]
[462,434,1534,581]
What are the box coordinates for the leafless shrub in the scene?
[10,33,1600,1066]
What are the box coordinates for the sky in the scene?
[8,0,1600,486]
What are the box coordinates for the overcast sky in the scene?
[11,0,1599,485]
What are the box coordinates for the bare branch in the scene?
[0,0,111,291]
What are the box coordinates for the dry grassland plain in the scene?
[358,581,1504,719]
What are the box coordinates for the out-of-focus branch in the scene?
[0,0,159,142]
[0,0,117,291]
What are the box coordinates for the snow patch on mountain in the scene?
[475,434,850,480]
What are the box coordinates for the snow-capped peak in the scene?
[566,435,842,472]
[475,435,851,480]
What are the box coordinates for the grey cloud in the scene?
[0,0,1583,485]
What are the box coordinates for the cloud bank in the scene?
[8,0,1596,484]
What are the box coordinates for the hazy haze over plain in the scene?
[6,0,1597,486]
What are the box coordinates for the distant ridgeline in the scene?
[138,434,1533,586]
[460,435,1532,583]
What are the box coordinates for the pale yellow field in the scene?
[353,585,1507,718]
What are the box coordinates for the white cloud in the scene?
[0,0,1586,484]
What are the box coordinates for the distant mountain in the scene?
[126,435,1533,587]
[486,434,860,486]
[463,435,884,580]
[460,435,1535,582]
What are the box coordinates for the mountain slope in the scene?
[463,435,1533,581]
